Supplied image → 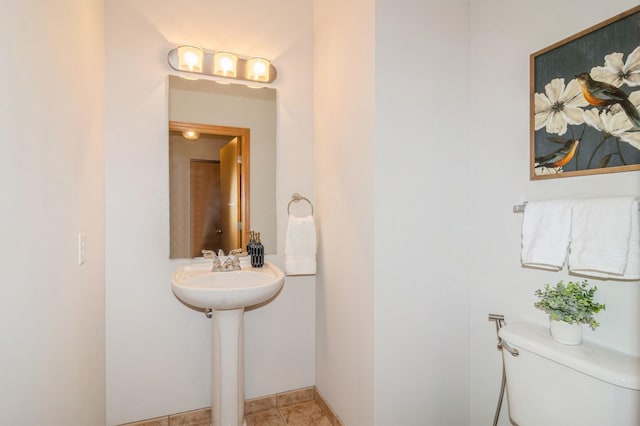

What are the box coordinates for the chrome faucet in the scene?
[202,249,247,272]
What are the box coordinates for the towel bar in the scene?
[288,193,314,215]
[513,201,640,213]
[513,203,528,213]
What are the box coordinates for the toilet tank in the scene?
[498,322,640,426]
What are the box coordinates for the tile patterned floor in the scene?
[121,386,341,426]
[246,400,332,426]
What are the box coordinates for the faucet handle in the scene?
[202,250,216,258]
[229,251,242,271]
[228,249,245,271]
[229,248,248,256]
[202,250,222,271]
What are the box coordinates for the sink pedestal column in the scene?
[211,308,245,426]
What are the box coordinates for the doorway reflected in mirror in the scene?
[169,123,247,257]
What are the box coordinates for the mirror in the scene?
[168,75,276,258]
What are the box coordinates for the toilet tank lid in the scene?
[499,322,640,390]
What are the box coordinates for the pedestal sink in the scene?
[171,260,285,426]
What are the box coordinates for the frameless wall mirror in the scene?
[168,75,276,258]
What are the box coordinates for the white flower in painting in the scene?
[591,46,640,87]
[583,107,632,134]
[620,129,640,150]
[533,165,561,176]
[535,78,588,136]
[582,91,640,150]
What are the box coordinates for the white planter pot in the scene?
[549,319,583,345]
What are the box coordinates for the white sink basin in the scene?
[171,261,284,310]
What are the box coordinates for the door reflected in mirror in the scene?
[169,122,248,257]
[168,76,276,258]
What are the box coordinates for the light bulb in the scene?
[213,51,238,77]
[246,57,270,82]
[182,130,200,141]
[177,45,204,73]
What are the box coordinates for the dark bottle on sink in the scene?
[251,232,264,268]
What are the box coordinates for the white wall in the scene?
[469,1,640,424]
[315,0,472,423]
[374,0,471,424]
[105,0,315,424]
[314,0,376,424]
[0,0,106,425]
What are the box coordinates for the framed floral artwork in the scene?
[531,5,640,180]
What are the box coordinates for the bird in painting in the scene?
[534,137,580,169]
[575,72,640,128]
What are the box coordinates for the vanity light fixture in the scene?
[182,130,200,141]
[168,45,277,84]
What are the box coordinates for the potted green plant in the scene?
[534,279,605,345]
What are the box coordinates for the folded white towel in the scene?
[521,200,572,271]
[568,197,636,277]
[285,214,317,276]
[622,199,640,280]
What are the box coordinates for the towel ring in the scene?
[288,193,314,216]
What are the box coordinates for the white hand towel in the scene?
[521,200,572,271]
[621,199,640,280]
[568,197,635,277]
[285,215,316,276]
